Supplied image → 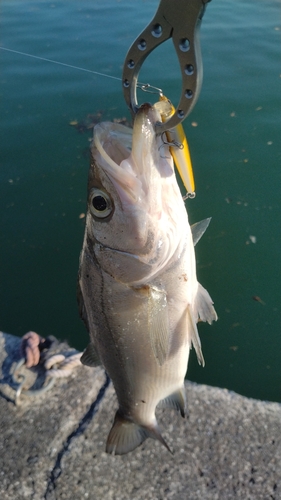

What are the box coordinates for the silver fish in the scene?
[78,102,217,455]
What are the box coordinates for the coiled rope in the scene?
[12,331,83,404]
[44,352,82,378]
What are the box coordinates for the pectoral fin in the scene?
[186,305,205,367]
[81,342,101,367]
[148,287,170,367]
[191,218,211,246]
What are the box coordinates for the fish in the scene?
[77,101,217,455]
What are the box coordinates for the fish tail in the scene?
[106,410,173,455]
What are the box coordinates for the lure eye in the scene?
[89,188,113,219]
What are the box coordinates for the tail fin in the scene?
[106,410,172,455]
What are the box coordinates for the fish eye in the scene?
[89,188,113,219]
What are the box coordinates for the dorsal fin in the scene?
[186,305,205,366]
[194,283,218,325]
[191,218,211,246]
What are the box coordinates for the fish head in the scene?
[85,103,187,283]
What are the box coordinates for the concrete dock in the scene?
[0,331,280,500]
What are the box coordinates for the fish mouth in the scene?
[93,103,171,208]
[92,103,176,256]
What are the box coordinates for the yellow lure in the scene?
[158,94,195,196]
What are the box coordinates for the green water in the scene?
[1,0,280,402]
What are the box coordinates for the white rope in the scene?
[45,352,83,378]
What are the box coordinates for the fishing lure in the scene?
[122,0,210,195]
[157,94,195,197]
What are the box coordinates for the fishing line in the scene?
[0,46,122,82]
[0,47,161,95]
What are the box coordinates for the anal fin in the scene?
[157,387,187,418]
